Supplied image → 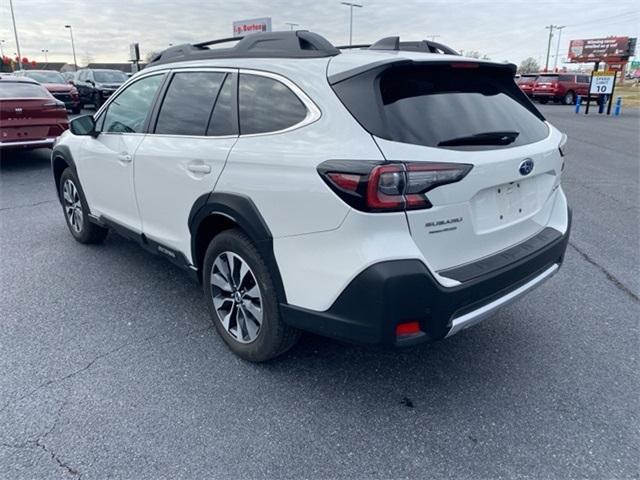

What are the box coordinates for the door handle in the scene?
[117,153,132,163]
[186,163,211,174]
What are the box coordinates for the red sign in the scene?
[568,37,631,62]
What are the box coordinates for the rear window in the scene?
[537,75,558,83]
[332,63,548,150]
[0,82,49,98]
[517,76,537,84]
[94,70,127,83]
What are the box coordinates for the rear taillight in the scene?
[44,100,66,110]
[318,160,472,212]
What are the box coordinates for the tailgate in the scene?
[375,135,563,272]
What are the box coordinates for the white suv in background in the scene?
[52,31,571,361]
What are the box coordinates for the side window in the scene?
[102,74,164,134]
[239,74,308,135]
[78,71,86,82]
[578,76,590,84]
[559,75,572,82]
[155,72,226,136]
[207,75,237,136]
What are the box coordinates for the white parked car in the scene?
[52,31,571,361]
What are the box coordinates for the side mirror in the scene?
[69,115,97,136]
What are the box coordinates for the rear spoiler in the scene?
[328,59,517,85]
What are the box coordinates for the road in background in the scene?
[1,106,638,479]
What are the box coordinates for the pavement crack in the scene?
[0,324,202,415]
[0,199,57,212]
[1,401,80,477]
[569,241,639,303]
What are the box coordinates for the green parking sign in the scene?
[631,60,640,69]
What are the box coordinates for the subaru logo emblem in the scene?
[519,159,534,176]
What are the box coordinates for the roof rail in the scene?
[148,31,340,66]
[337,36,459,56]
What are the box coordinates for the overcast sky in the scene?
[1,0,638,67]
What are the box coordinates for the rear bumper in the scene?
[0,137,57,150]
[281,209,571,346]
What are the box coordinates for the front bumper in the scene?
[281,210,571,346]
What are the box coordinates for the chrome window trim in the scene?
[238,68,322,138]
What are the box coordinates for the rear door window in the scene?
[238,74,307,135]
[207,74,237,136]
[332,63,548,150]
[154,71,226,136]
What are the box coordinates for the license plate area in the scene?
[471,176,545,233]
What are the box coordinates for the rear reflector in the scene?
[396,321,421,336]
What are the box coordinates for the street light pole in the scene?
[544,25,555,72]
[553,26,565,72]
[285,22,299,31]
[9,0,22,70]
[65,25,78,71]
[0,40,5,57]
[341,2,363,46]
[41,49,49,63]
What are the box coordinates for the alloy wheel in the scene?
[62,179,83,233]
[210,251,263,344]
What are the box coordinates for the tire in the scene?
[71,106,81,114]
[203,229,299,362]
[92,92,102,109]
[59,168,108,244]
[563,91,575,105]
[539,98,549,104]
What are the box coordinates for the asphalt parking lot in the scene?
[1,105,638,479]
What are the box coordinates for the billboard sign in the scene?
[568,37,631,62]
[233,17,272,37]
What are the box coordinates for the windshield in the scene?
[24,71,66,84]
[332,63,548,150]
[0,82,49,98]
[94,70,127,83]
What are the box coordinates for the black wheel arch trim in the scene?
[188,192,288,303]
[51,145,79,205]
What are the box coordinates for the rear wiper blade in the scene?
[437,131,520,147]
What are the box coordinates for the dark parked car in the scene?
[75,69,128,109]
[0,75,69,150]
[532,73,591,105]
[516,74,538,97]
[15,70,81,113]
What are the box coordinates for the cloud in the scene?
[1,0,638,67]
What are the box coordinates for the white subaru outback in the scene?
[52,31,571,362]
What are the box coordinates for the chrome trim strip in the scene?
[0,137,56,148]
[445,263,559,338]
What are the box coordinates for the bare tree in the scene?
[519,57,540,74]
[464,50,491,60]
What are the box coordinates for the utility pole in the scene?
[9,0,22,70]
[0,40,5,57]
[285,22,299,31]
[65,25,78,71]
[553,25,565,71]
[425,35,440,41]
[341,2,363,46]
[544,24,555,72]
